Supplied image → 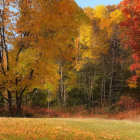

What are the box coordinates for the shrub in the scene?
[117,95,138,111]
[22,106,60,117]
[104,106,111,113]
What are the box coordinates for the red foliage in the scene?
[117,96,139,111]
[131,75,139,81]
[119,0,140,80]
[132,53,140,62]
[0,107,6,113]
[22,106,61,117]
[0,106,16,115]
[109,109,140,120]
[130,64,138,71]
[21,105,99,118]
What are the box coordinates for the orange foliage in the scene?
[109,109,140,120]
[117,95,138,111]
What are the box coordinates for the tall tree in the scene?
[0,0,84,116]
[119,0,140,88]
[0,0,17,116]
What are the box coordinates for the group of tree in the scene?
[0,0,140,117]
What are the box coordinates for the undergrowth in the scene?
[0,96,140,120]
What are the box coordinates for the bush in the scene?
[104,106,111,113]
[117,95,138,111]
[22,106,60,117]
[104,96,140,113]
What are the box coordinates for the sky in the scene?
[8,0,123,12]
[75,0,122,8]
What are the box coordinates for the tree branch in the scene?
[29,69,34,80]
[19,85,28,99]
[16,47,23,62]
[3,97,9,102]
[29,88,38,104]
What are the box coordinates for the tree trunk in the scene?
[63,85,66,105]
[15,96,22,117]
[60,61,63,102]
[103,77,106,100]
[19,97,22,116]
[92,69,96,107]
[101,78,103,105]
[16,86,28,117]
[47,90,49,116]
[84,74,87,95]
[65,86,67,102]
[16,93,19,117]
[16,94,23,117]
[90,74,92,101]
[109,39,115,103]
[8,90,13,117]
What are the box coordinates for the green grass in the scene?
[0,117,140,140]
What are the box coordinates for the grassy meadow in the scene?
[0,118,140,140]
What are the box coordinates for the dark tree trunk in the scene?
[16,93,23,117]
[19,96,22,116]
[8,90,13,117]
[16,85,28,117]
[16,93,20,117]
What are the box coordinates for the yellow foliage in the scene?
[93,5,109,28]
[80,24,92,47]
[0,0,84,100]
[127,79,138,88]
[77,4,110,69]
[84,7,94,20]
[128,84,138,88]
[94,5,109,19]
[110,9,124,24]
[136,70,140,76]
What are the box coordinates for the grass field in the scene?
[0,118,140,140]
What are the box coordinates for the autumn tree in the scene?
[0,0,17,116]
[0,0,84,116]
[119,0,140,88]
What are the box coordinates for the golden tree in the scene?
[0,0,84,116]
